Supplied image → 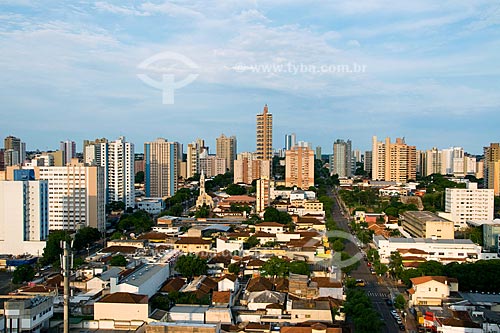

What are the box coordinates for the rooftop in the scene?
[98,292,148,304]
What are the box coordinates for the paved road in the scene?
[329,188,402,333]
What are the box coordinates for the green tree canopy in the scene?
[135,171,144,184]
[288,261,310,276]
[117,210,153,233]
[175,254,208,278]
[260,256,289,277]
[73,227,101,251]
[41,230,71,266]
[394,294,406,310]
[12,264,35,284]
[243,235,260,249]
[228,262,240,274]
[109,254,127,266]
[225,183,246,195]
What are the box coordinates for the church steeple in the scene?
[199,170,206,196]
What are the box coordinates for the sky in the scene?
[1,1,499,155]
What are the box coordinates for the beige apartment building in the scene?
[484,143,500,195]
[216,134,236,172]
[401,211,454,239]
[256,104,273,160]
[35,159,106,231]
[285,146,314,189]
[371,136,416,182]
[234,152,271,184]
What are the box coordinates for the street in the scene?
[329,189,402,333]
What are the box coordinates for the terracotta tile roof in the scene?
[98,292,148,304]
[137,232,169,240]
[266,303,283,309]
[208,255,232,266]
[297,231,321,238]
[245,323,270,330]
[281,327,342,333]
[410,276,458,286]
[219,274,237,282]
[101,245,137,254]
[408,288,415,295]
[256,222,285,227]
[46,274,63,287]
[176,237,212,245]
[287,237,320,248]
[247,277,274,292]
[223,195,256,203]
[399,248,428,255]
[17,285,56,294]
[227,232,251,238]
[311,277,342,288]
[160,277,186,292]
[247,259,266,267]
[297,217,323,224]
[212,290,231,304]
[253,231,276,238]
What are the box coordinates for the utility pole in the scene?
[61,240,71,333]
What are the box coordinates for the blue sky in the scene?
[1,1,499,154]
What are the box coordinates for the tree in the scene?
[332,239,345,252]
[366,248,380,262]
[73,227,101,251]
[373,261,388,276]
[135,171,144,184]
[394,294,406,310]
[388,251,404,280]
[175,254,208,278]
[109,255,127,266]
[106,201,125,213]
[195,204,210,218]
[12,264,35,284]
[228,262,240,274]
[225,184,246,195]
[288,261,310,275]
[419,260,444,276]
[41,230,71,266]
[110,231,125,240]
[243,235,260,249]
[260,257,289,277]
[117,210,153,233]
[401,268,422,287]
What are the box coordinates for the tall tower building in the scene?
[256,104,273,160]
[216,134,237,172]
[145,138,180,198]
[484,143,500,196]
[0,174,49,255]
[186,142,199,179]
[35,161,105,231]
[60,140,76,165]
[108,137,135,208]
[285,146,314,189]
[256,177,271,213]
[371,136,416,182]
[364,151,372,176]
[4,135,25,166]
[285,133,296,151]
[332,139,353,178]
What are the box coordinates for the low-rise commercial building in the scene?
[401,211,455,239]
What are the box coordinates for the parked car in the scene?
[386,298,393,306]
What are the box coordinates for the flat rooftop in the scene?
[403,211,452,223]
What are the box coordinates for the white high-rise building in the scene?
[445,182,494,229]
[108,137,135,208]
[144,138,180,198]
[0,177,49,255]
[36,161,106,231]
[186,142,199,179]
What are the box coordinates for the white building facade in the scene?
[445,183,494,229]
[0,179,48,255]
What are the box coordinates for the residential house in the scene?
[408,276,458,306]
[255,222,286,234]
[174,237,212,254]
[94,292,149,322]
[289,300,333,323]
[218,274,238,292]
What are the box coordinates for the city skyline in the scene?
[1,2,500,154]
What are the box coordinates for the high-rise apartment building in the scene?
[371,136,416,182]
[84,137,134,207]
[35,160,105,231]
[256,104,273,160]
[285,146,314,189]
[424,147,442,176]
[0,149,4,171]
[364,151,372,176]
[0,173,49,255]
[60,140,76,165]
[107,137,135,208]
[234,152,271,184]
[315,146,322,160]
[285,133,296,151]
[445,182,494,229]
[216,134,237,172]
[332,139,353,178]
[186,142,199,179]
[199,156,226,178]
[4,135,25,166]
[484,143,500,196]
[256,177,271,213]
[145,138,180,198]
